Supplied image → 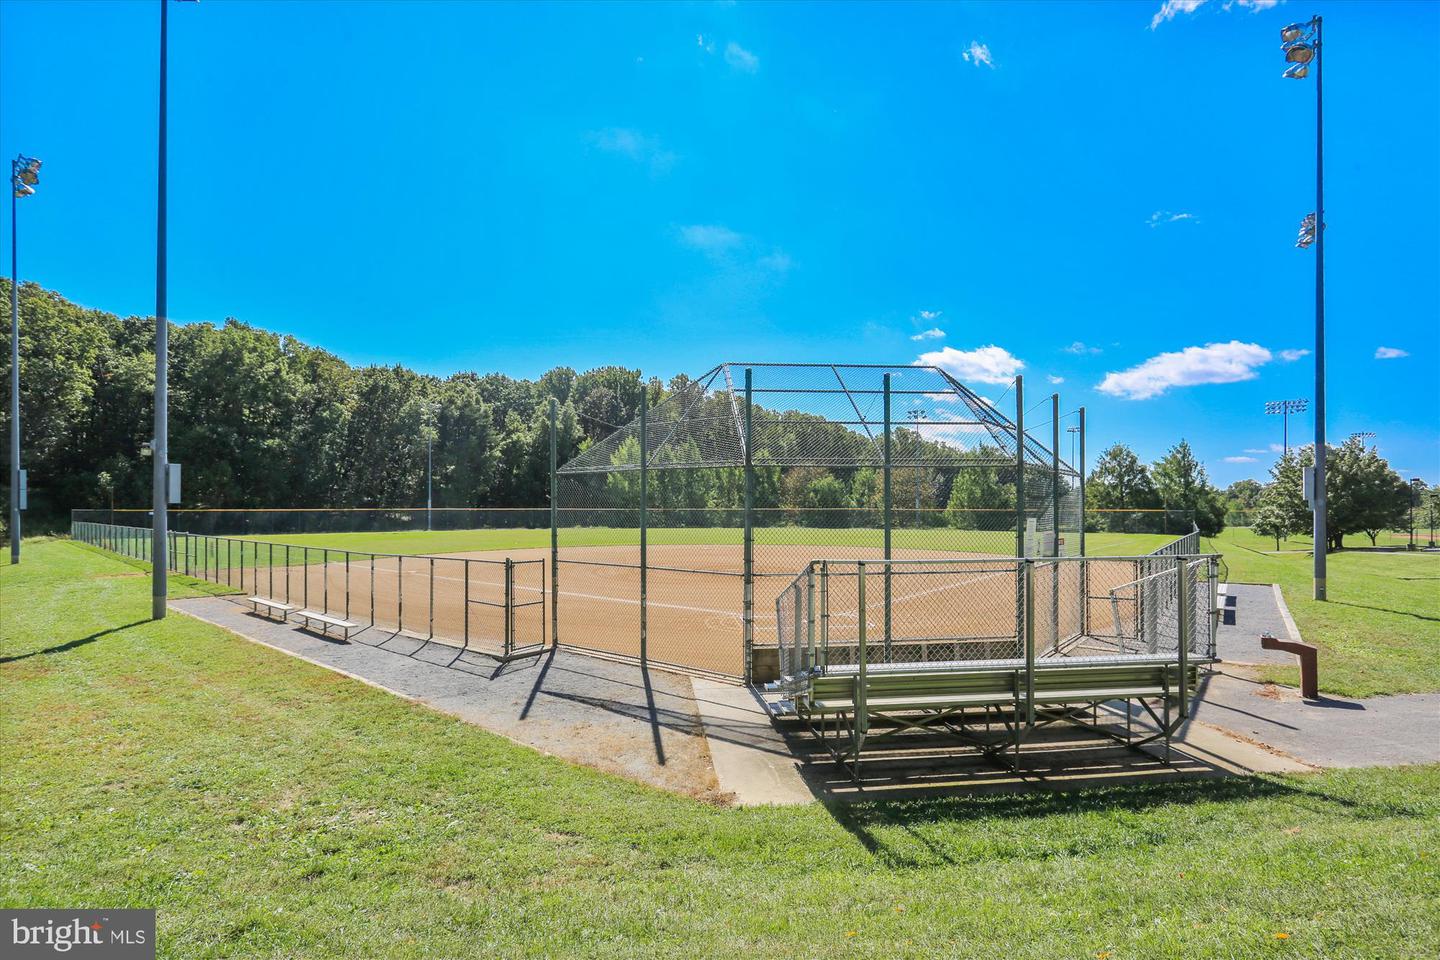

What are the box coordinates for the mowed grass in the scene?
[1201,528,1439,698]
[4,540,1439,959]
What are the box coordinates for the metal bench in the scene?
[292,609,359,641]
[791,658,1203,778]
[247,596,297,621]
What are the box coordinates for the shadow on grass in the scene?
[1330,600,1440,623]
[1,620,148,664]
[826,771,1424,868]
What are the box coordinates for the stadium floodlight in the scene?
[1348,431,1375,445]
[1277,14,1329,599]
[1284,41,1315,65]
[1295,212,1318,248]
[1264,398,1308,458]
[9,154,42,564]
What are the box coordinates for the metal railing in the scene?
[775,552,1219,694]
[72,520,547,663]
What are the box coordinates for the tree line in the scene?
[17,278,1416,550]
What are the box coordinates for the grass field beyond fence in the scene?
[1201,529,1439,697]
[3,540,1439,959]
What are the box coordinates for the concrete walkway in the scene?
[172,591,1437,807]
[1189,667,1440,768]
[1206,580,1440,769]
[172,596,728,802]
[1215,581,1300,666]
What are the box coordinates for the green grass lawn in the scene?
[1200,529,1439,698]
[199,525,1175,560]
[4,540,1439,959]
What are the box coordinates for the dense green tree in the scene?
[1152,439,1226,536]
[1085,443,1160,532]
[1255,452,1309,549]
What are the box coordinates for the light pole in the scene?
[1409,478,1422,551]
[423,401,439,532]
[1264,398,1308,458]
[1349,431,1375,446]
[8,155,40,565]
[151,0,172,619]
[1281,16,1327,598]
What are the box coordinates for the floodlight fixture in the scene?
[1283,62,1309,80]
[1296,212,1317,248]
[1265,399,1309,457]
[1284,41,1315,65]
[1281,23,1307,43]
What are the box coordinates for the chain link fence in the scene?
[71,520,546,662]
[775,527,1218,693]
[555,363,1082,681]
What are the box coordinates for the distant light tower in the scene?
[9,154,41,565]
[1264,398,1309,458]
[1278,15,1328,599]
[1348,431,1375,447]
[423,402,440,532]
[1409,478,1423,551]
[1066,425,1080,468]
[906,408,924,523]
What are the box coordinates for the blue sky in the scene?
[3,0,1437,487]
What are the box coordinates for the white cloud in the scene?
[918,309,942,321]
[1147,210,1197,227]
[962,41,995,68]
[678,224,744,255]
[1223,456,1258,464]
[1064,341,1102,355]
[1047,375,1065,384]
[1243,448,1269,455]
[1375,346,1410,359]
[916,345,1025,385]
[1097,341,1272,400]
[724,41,759,73]
[1279,348,1310,362]
[910,328,946,342]
[757,249,793,273]
[1151,0,1279,30]
[587,127,675,174]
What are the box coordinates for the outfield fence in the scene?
[71,521,547,663]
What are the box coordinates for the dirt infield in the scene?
[207,543,1182,679]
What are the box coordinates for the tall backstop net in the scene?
[553,362,1081,681]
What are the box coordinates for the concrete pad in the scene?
[171,595,727,801]
[1189,667,1440,768]
[691,678,811,805]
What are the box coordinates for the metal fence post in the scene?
[1079,405,1088,635]
[639,385,648,664]
[1015,374,1025,558]
[397,555,403,634]
[323,548,329,614]
[856,562,869,743]
[463,559,470,650]
[505,558,515,659]
[805,564,816,675]
[428,556,435,640]
[1023,558,1036,726]
[882,372,892,660]
[1051,392,1061,652]
[549,396,559,646]
[1177,555,1190,719]
[742,367,754,684]
[819,560,830,672]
